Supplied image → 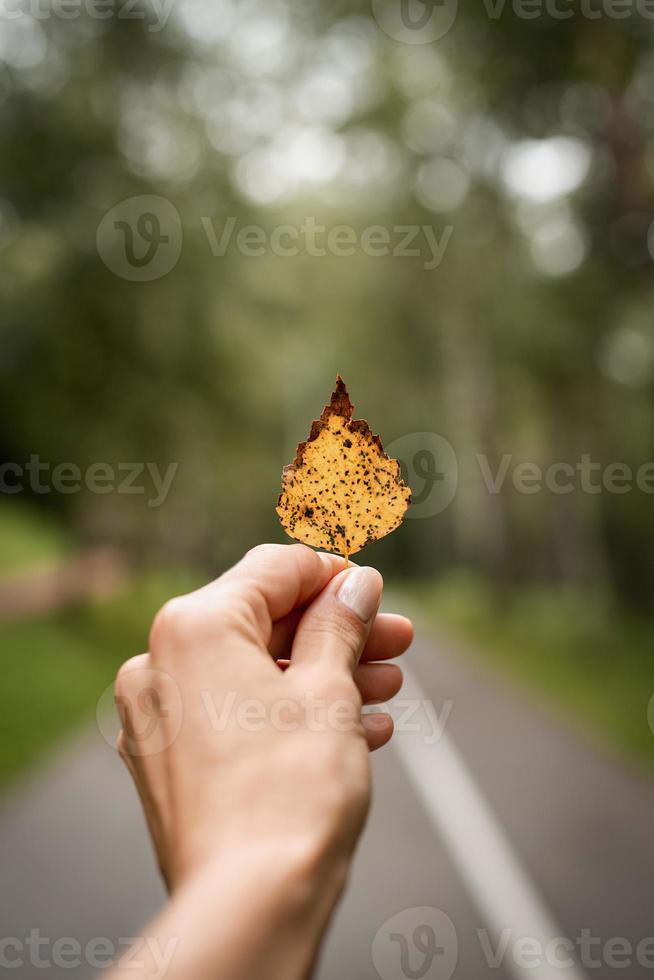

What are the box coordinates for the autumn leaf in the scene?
[276,377,411,559]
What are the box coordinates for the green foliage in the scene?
[0,2,652,602]
[0,568,200,791]
[0,0,652,787]
[412,573,654,770]
[0,500,70,575]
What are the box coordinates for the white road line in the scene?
[389,661,589,980]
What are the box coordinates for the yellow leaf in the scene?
[276,377,411,559]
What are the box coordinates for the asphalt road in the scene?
[1,621,653,980]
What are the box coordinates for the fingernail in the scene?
[337,566,383,623]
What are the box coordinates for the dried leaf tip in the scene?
[322,375,354,421]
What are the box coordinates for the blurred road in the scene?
[319,629,654,979]
[1,621,654,979]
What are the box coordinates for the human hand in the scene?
[114,543,413,897]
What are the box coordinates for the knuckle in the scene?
[149,587,259,655]
[244,542,316,583]
[149,595,202,651]
[246,542,309,560]
[245,543,285,563]
[287,541,316,560]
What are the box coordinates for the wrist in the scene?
[172,815,356,899]
[158,836,350,980]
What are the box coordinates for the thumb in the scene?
[288,566,383,677]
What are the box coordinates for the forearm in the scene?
[107,546,394,980]
[106,840,348,980]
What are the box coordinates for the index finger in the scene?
[216,542,340,634]
[150,544,345,660]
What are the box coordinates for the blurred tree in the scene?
[0,0,652,609]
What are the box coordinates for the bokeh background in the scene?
[2,0,654,783]
[1,1,654,976]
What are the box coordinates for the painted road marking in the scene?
[389,661,589,980]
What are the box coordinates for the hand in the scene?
[112,544,412,980]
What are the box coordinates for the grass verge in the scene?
[409,571,654,772]
[0,569,200,792]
